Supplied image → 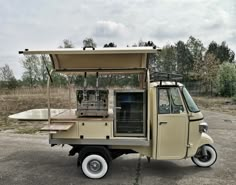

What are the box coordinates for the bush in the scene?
[232,95,236,103]
[216,63,236,97]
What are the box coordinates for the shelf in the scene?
[117,101,143,103]
[116,120,143,123]
[40,122,75,132]
[116,110,144,113]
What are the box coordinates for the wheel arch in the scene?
[188,133,214,157]
[78,146,112,164]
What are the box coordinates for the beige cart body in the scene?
[11,47,217,178]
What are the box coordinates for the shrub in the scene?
[216,63,236,97]
[232,95,236,103]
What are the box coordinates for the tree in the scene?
[138,40,145,47]
[0,64,14,81]
[143,41,156,48]
[206,41,235,63]
[186,36,205,66]
[0,64,17,89]
[216,63,236,97]
[218,41,235,63]
[21,55,41,87]
[194,53,220,94]
[40,55,50,86]
[155,45,177,73]
[138,40,158,73]
[207,41,218,54]
[176,41,194,79]
[83,38,97,48]
[59,39,74,48]
[104,42,117,47]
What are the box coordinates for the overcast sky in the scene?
[0,0,236,79]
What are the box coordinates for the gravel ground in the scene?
[0,110,235,185]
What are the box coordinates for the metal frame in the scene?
[49,138,150,146]
[55,68,147,74]
[150,72,183,85]
[146,69,150,141]
[113,89,146,137]
[47,69,54,124]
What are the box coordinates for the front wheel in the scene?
[191,145,217,167]
[81,154,108,179]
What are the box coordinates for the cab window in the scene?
[159,89,170,114]
[158,88,184,114]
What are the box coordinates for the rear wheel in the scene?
[191,145,217,167]
[81,154,108,179]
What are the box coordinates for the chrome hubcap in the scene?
[88,160,102,173]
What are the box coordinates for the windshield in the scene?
[182,87,200,112]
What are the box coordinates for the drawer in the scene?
[78,121,113,139]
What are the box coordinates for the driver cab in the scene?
[153,81,189,159]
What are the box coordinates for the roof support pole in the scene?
[47,70,54,125]
[83,72,87,101]
[95,72,99,101]
[68,76,72,110]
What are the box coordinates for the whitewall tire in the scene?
[81,154,108,179]
[192,145,217,167]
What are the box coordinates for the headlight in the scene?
[199,122,208,133]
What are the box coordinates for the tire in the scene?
[77,156,81,167]
[81,154,108,179]
[191,145,217,167]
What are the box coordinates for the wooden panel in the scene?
[55,54,144,70]
[20,47,157,55]
[51,109,77,120]
[78,121,113,139]
[40,122,75,131]
[51,109,113,121]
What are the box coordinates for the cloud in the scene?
[0,0,236,79]
[93,21,128,38]
[150,22,189,41]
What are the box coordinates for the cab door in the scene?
[157,87,188,159]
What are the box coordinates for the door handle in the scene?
[159,122,167,125]
[115,107,122,110]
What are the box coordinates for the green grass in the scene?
[15,127,41,134]
[232,95,236,103]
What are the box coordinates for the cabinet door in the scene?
[78,121,112,139]
[115,91,145,136]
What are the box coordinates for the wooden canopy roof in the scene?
[19,47,158,74]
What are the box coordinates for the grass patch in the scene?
[232,96,236,103]
[15,127,41,134]
[193,96,236,115]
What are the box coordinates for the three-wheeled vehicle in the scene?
[11,47,217,179]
